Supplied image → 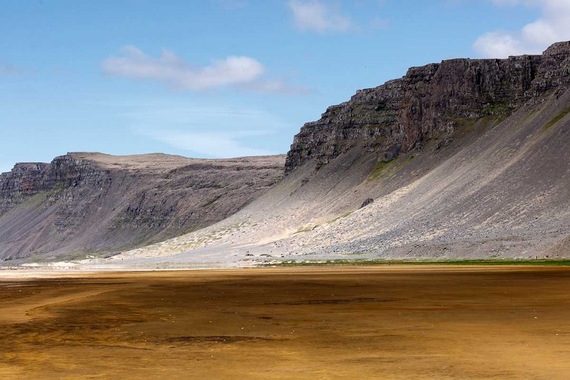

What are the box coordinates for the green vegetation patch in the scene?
[484,101,513,116]
[368,160,394,181]
[264,258,570,267]
[542,106,570,132]
[23,191,53,206]
[24,249,119,263]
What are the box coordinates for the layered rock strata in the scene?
[0,153,285,260]
[285,42,570,173]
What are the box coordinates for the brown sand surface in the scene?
[1,266,569,379]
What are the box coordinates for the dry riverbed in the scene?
[1,266,569,379]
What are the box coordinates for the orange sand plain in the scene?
[1,266,569,379]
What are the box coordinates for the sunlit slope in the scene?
[114,88,569,266]
[0,154,285,262]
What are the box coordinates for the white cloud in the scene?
[288,0,353,34]
[126,103,291,158]
[474,32,526,57]
[102,46,304,94]
[146,130,274,158]
[244,78,311,94]
[474,0,570,57]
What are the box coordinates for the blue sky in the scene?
[1,0,569,173]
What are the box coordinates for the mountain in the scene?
[2,42,570,267]
[0,153,284,263]
[104,41,570,268]
[286,42,569,173]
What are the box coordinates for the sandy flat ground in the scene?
[1,266,569,379]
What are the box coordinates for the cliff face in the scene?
[0,153,285,261]
[0,155,112,215]
[285,42,570,173]
[117,42,570,267]
[0,163,52,213]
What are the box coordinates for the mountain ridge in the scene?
[0,152,285,262]
[2,41,570,266]
[285,41,570,173]
[109,41,570,268]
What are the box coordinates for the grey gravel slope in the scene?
[104,87,570,268]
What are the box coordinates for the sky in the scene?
[1,0,570,173]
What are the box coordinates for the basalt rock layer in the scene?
[0,153,285,261]
[285,41,570,173]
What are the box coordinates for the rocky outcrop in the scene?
[0,163,51,213]
[0,153,285,261]
[0,155,123,219]
[0,155,113,215]
[285,41,570,173]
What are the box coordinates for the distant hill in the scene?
[0,153,284,262]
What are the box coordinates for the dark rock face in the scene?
[360,198,374,209]
[0,163,51,213]
[285,41,570,173]
[0,155,112,219]
[0,153,285,261]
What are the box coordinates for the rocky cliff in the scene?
[285,41,570,173]
[0,153,285,261]
[113,41,570,268]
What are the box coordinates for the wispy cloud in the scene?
[127,103,290,158]
[102,46,305,94]
[288,0,353,34]
[474,0,570,57]
[145,130,274,158]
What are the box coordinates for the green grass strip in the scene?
[543,106,570,132]
[264,258,570,267]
